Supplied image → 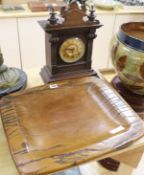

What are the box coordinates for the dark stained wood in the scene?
[99,158,120,171]
[41,65,97,83]
[60,2,86,26]
[39,1,102,83]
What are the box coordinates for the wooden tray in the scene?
[0,76,144,175]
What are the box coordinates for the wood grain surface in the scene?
[1,75,144,175]
[0,68,144,175]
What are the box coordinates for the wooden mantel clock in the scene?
[39,1,102,83]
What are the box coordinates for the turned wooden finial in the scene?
[48,6,58,25]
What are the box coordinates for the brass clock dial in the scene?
[59,37,85,63]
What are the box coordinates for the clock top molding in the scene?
[39,1,102,32]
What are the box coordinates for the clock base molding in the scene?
[40,66,98,83]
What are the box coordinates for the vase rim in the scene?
[117,22,144,52]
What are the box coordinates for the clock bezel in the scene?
[59,37,86,64]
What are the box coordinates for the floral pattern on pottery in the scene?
[111,36,144,95]
[116,55,127,71]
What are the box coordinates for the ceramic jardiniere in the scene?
[111,22,144,95]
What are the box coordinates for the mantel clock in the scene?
[39,1,102,82]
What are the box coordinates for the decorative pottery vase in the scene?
[111,22,144,95]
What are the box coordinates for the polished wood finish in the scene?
[41,65,97,83]
[99,69,144,169]
[99,158,120,171]
[39,1,102,82]
[1,75,144,175]
[0,68,144,175]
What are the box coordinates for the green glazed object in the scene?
[111,35,144,95]
[0,50,20,89]
[111,22,144,95]
[0,49,27,95]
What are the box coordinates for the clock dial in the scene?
[59,37,85,63]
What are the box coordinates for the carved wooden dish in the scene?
[0,76,144,175]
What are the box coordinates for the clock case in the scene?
[39,2,102,83]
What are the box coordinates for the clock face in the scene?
[59,37,85,63]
